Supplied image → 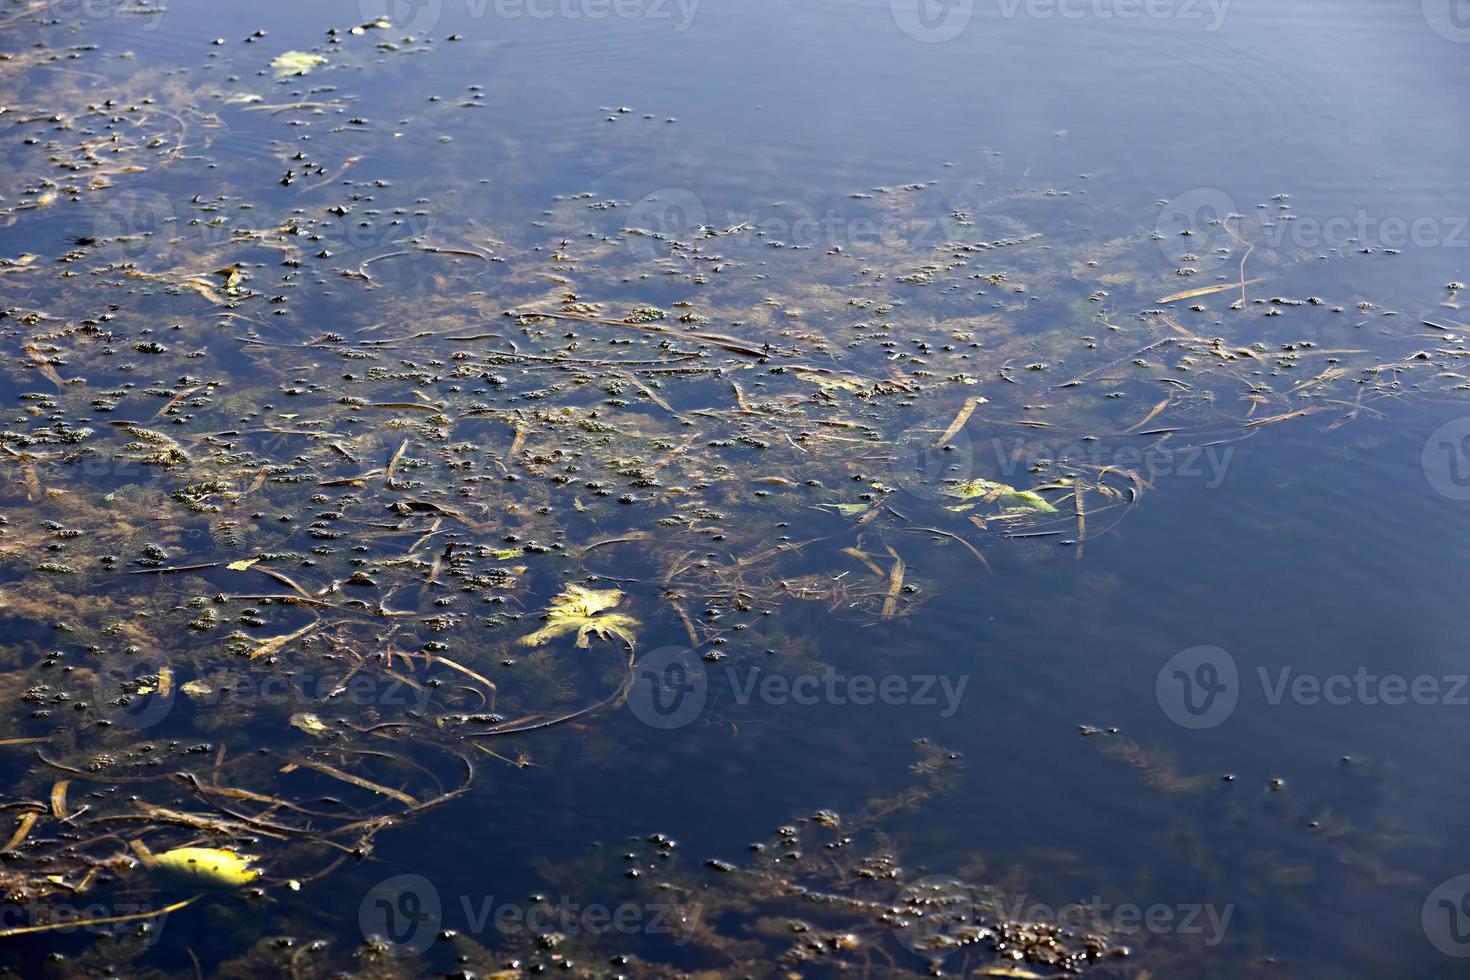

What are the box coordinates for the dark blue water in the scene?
[0,0,1468,976]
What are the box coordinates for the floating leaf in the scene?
[152,847,259,888]
[272,51,327,77]
[225,557,260,571]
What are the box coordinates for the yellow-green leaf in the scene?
[941,478,1058,514]
[519,585,638,649]
[272,51,327,77]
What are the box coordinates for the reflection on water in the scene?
[0,0,1467,976]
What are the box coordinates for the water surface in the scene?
[0,0,1467,976]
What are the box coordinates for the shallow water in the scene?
[0,0,1467,976]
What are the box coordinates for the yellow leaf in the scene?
[561,585,623,616]
[290,712,329,736]
[272,51,327,77]
[181,679,214,698]
[519,585,638,648]
[152,847,259,888]
[795,371,868,392]
[180,278,226,304]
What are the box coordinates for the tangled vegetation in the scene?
[0,4,1462,974]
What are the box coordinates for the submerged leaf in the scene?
[795,372,868,392]
[290,712,330,736]
[941,479,1059,514]
[519,585,639,648]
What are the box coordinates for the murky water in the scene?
[0,0,1467,976]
